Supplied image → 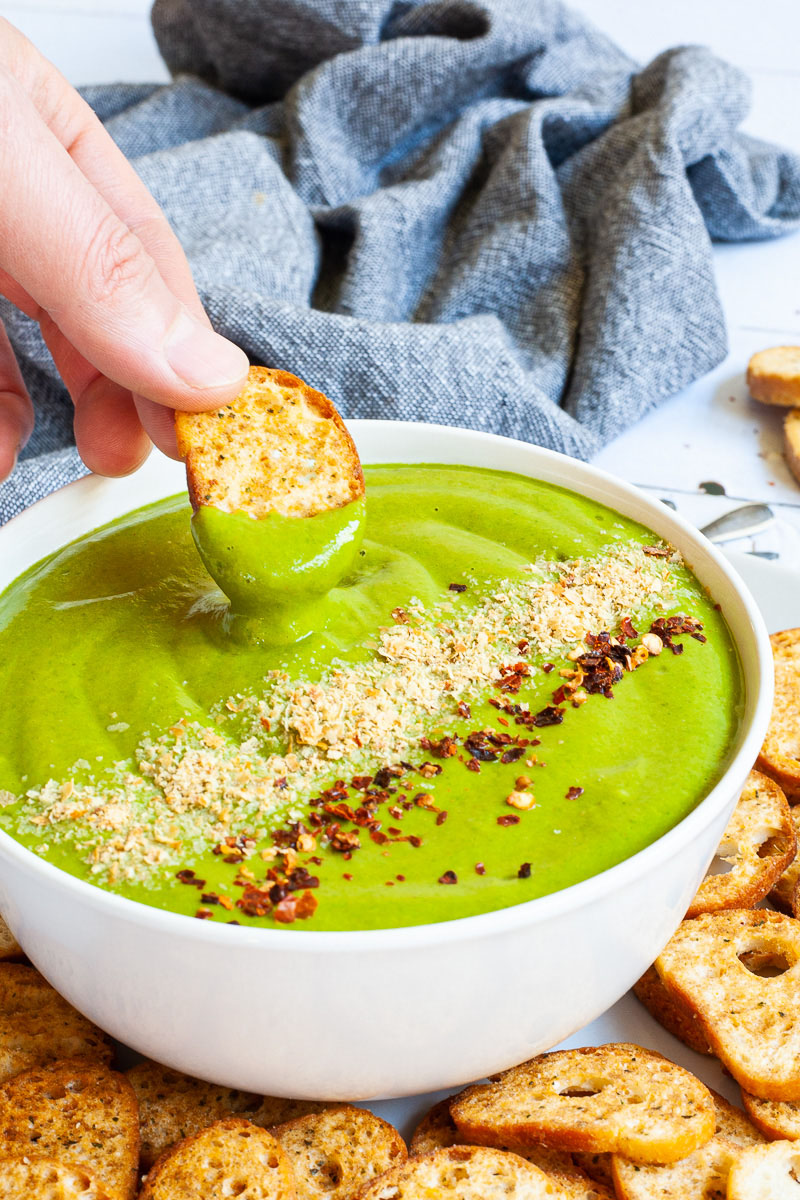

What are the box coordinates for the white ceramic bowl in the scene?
[0,424,773,1099]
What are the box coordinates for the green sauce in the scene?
[0,465,743,930]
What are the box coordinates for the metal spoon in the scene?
[699,504,775,544]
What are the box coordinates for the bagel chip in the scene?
[770,807,800,918]
[727,1138,800,1199]
[656,909,800,1100]
[746,346,800,407]
[274,1105,406,1200]
[139,1117,295,1200]
[687,771,795,917]
[757,629,800,803]
[0,963,111,1083]
[128,1059,329,1169]
[0,1059,139,1200]
[633,965,714,1055]
[450,1044,714,1164]
[354,1144,564,1198]
[786,408,800,487]
[741,1092,800,1141]
[175,365,364,519]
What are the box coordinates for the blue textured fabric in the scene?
[2,0,800,523]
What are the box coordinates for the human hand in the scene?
[0,19,249,483]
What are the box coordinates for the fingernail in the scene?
[164,310,248,390]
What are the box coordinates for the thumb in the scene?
[0,75,248,410]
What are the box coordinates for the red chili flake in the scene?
[517,639,530,653]
[495,662,531,693]
[323,801,357,822]
[466,758,480,773]
[218,896,234,911]
[619,616,638,640]
[457,701,472,719]
[436,811,448,826]
[532,706,565,727]
[351,775,373,790]
[551,685,568,705]
[518,862,532,879]
[200,892,221,905]
[438,870,458,884]
[273,776,288,789]
[414,792,437,810]
[542,663,555,674]
[370,830,389,845]
[329,829,361,853]
[448,582,467,593]
[290,890,319,921]
[419,761,442,778]
[497,716,509,727]
[287,867,320,890]
[195,908,214,920]
[501,746,525,764]
[566,786,584,801]
[391,606,410,623]
[175,869,196,883]
[274,896,298,924]
[475,862,486,875]
[343,873,353,881]
[408,835,424,848]
[385,880,395,886]
[420,735,458,759]
[497,814,520,827]
[396,874,406,882]
[388,827,403,837]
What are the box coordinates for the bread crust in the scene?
[633,965,714,1055]
[785,408,800,486]
[175,366,364,519]
[756,629,800,803]
[656,910,800,1101]
[770,807,800,917]
[450,1044,715,1164]
[686,770,796,918]
[746,347,800,407]
[740,1090,800,1141]
[354,1144,563,1198]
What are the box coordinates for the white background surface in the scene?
[2,0,800,562]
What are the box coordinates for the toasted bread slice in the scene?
[632,965,714,1055]
[741,1092,800,1141]
[785,409,800,486]
[273,1105,406,1200]
[686,770,796,917]
[407,1099,612,1197]
[175,366,364,519]
[128,1059,329,1170]
[757,630,800,803]
[354,1144,564,1198]
[770,807,800,917]
[0,1059,139,1200]
[0,915,22,961]
[450,1044,714,1165]
[656,909,800,1101]
[0,1157,115,1198]
[727,1138,800,1198]
[746,347,800,407]
[0,963,111,1083]
[611,1090,763,1200]
[139,1117,295,1200]
[409,1098,461,1155]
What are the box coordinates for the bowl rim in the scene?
[0,421,773,952]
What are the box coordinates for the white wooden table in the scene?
[4,0,800,561]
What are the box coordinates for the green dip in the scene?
[0,465,743,930]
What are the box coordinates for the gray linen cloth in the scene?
[2,0,800,524]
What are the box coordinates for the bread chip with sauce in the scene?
[0,1158,114,1199]
[727,1138,800,1199]
[139,1118,295,1200]
[0,963,111,1083]
[770,806,800,918]
[354,1144,565,1198]
[610,1090,765,1200]
[450,1044,714,1164]
[655,909,800,1101]
[686,770,796,918]
[741,1091,800,1141]
[757,630,800,803]
[175,366,364,518]
[128,1059,329,1169]
[273,1105,406,1200]
[746,347,800,407]
[0,1059,139,1200]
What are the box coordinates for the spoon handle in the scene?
[699,503,775,544]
